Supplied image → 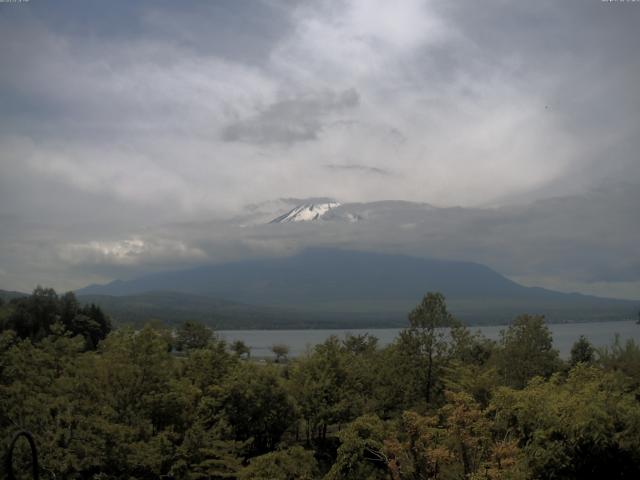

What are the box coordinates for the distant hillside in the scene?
[0,289,28,302]
[78,249,639,327]
[77,291,402,329]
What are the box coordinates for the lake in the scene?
[219,320,640,359]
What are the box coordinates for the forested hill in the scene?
[2,292,640,479]
[0,289,27,302]
[77,248,638,327]
[75,291,385,329]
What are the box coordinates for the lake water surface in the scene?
[219,320,640,359]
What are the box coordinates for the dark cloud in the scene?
[1,0,291,61]
[324,164,392,176]
[0,0,638,298]
[4,183,633,299]
[222,89,359,144]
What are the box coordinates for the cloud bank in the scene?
[0,0,639,298]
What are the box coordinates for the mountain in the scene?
[0,289,28,302]
[264,200,431,224]
[236,198,438,226]
[77,248,639,327]
[75,291,352,329]
[229,197,347,226]
[269,202,341,223]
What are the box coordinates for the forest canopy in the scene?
[1,290,640,479]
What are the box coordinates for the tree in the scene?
[492,365,640,479]
[597,335,640,384]
[182,339,237,392]
[289,336,358,444]
[496,314,561,388]
[342,333,378,355]
[231,339,251,359]
[370,343,413,415]
[1,288,110,349]
[79,302,112,347]
[445,325,499,407]
[94,326,177,429]
[212,363,295,454]
[397,292,456,404]
[4,286,59,341]
[324,415,390,480]
[450,323,495,367]
[173,422,246,480]
[238,446,318,480]
[386,410,455,480]
[0,325,105,479]
[272,344,290,363]
[175,320,213,351]
[570,335,595,366]
[440,391,524,479]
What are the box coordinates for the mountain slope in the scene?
[78,248,522,300]
[77,248,638,326]
[270,202,341,223]
[75,291,357,329]
[0,289,29,301]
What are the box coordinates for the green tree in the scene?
[597,335,640,384]
[386,410,454,480]
[175,320,214,351]
[173,422,246,480]
[289,337,357,444]
[238,446,318,480]
[231,339,251,359]
[397,292,456,404]
[342,333,378,355]
[450,323,495,367]
[570,335,595,366]
[210,363,295,454]
[496,314,561,388]
[272,343,290,363]
[183,339,237,393]
[2,288,110,349]
[324,415,390,480]
[445,325,499,407]
[94,326,177,431]
[0,326,105,479]
[439,391,524,479]
[4,286,59,341]
[492,365,640,479]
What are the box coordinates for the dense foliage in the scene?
[0,287,111,349]
[1,290,640,479]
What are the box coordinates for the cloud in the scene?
[4,0,636,212]
[270,0,450,86]
[324,164,392,176]
[222,89,359,144]
[0,0,639,298]
[58,238,207,267]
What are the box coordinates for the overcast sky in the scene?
[1,0,639,299]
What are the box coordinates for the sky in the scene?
[1,0,639,299]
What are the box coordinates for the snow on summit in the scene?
[270,202,341,223]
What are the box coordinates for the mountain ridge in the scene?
[77,248,638,326]
[269,202,341,223]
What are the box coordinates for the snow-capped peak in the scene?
[270,202,341,223]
